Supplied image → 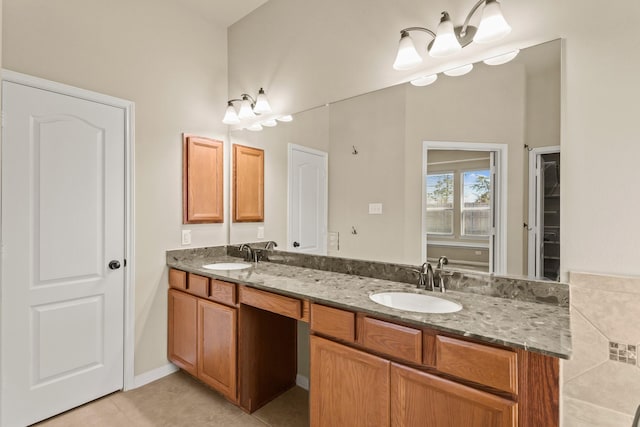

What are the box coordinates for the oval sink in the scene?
[369,292,462,314]
[202,262,252,271]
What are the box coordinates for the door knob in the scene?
[293,241,300,248]
[108,260,121,270]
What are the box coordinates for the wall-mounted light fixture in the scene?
[223,88,293,131]
[393,0,511,71]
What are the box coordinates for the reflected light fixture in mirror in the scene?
[411,74,438,87]
[222,87,272,125]
[443,63,474,76]
[483,49,520,65]
[277,114,293,122]
[392,0,511,70]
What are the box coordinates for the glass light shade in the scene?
[222,103,240,125]
[262,118,278,127]
[238,97,256,119]
[247,123,263,131]
[410,74,438,87]
[443,64,473,77]
[277,114,293,122]
[254,88,272,114]
[473,0,511,44]
[429,12,462,57]
[483,49,519,66]
[393,32,423,71]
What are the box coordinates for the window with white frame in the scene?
[426,172,454,234]
[461,170,491,236]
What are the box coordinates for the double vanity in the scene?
[166,245,571,427]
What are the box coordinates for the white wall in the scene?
[2,0,229,376]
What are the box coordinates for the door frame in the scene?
[422,141,508,274]
[0,70,136,392]
[287,143,328,253]
[527,145,560,278]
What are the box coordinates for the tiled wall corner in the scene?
[562,272,640,426]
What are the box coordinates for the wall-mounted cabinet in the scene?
[182,134,224,224]
[233,144,264,222]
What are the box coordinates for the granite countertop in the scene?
[167,251,572,359]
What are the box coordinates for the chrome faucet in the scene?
[435,256,450,292]
[412,262,435,290]
[239,244,255,262]
[265,241,278,250]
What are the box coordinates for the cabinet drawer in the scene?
[169,268,187,290]
[310,304,355,343]
[208,279,236,306]
[187,273,209,298]
[239,287,302,320]
[360,317,422,364]
[436,335,518,394]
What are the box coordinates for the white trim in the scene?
[133,364,179,389]
[287,143,329,254]
[422,141,508,274]
[527,145,560,279]
[1,69,137,391]
[427,240,490,249]
[296,374,310,391]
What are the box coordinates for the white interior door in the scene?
[1,81,126,426]
[288,144,328,255]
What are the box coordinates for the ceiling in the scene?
[178,0,269,27]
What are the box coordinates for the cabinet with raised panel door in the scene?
[168,271,238,402]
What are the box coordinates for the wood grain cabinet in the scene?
[168,283,238,402]
[182,134,224,224]
[168,289,198,376]
[233,144,264,222]
[310,335,390,427]
[391,363,516,427]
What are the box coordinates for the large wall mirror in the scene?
[229,39,561,280]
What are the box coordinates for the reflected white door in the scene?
[288,144,328,254]
[1,81,125,426]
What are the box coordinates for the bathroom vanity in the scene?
[166,246,570,427]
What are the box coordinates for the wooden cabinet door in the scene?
[233,144,264,222]
[390,363,516,427]
[168,289,198,376]
[183,134,224,223]
[310,335,389,427]
[197,299,237,402]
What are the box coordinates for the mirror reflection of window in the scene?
[426,173,454,235]
[461,170,491,237]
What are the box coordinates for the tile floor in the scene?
[35,371,309,426]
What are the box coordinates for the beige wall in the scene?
[228,0,640,423]
[2,0,229,376]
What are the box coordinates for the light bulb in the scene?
[474,0,511,44]
[247,123,263,131]
[443,64,473,77]
[277,114,293,122]
[429,12,462,57]
[262,119,278,127]
[222,102,240,125]
[483,49,519,66]
[253,88,272,114]
[238,96,256,119]
[393,31,423,70]
[410,74,438,87]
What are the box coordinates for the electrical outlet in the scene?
[257,226,265,239]
[368,203,383,214]
[181,229,192,245]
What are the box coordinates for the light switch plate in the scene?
[257,226,265,239]
[181,229,192,245]
[368,203,383,214]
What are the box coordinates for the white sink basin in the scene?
[369,292,462,314]
[202,262,252,271]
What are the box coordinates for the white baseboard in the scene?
[133,363,179,389]
[296,374,309,391]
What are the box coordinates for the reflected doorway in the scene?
[422,142,508,274]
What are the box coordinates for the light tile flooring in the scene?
[35,371,309,426]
